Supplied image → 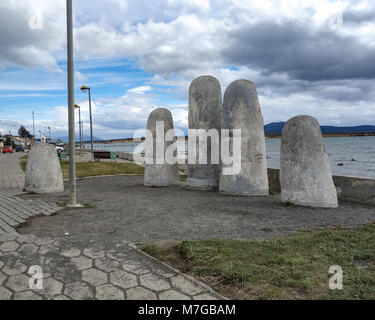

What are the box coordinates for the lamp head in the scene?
[74,104,80,109]
[81,85,89,93]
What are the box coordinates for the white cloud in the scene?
[166,0,211,13]
[0,0,65,70]
[75,71,88,81]
[1,0,375,138]
[127,86,152,94]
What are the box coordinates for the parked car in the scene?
[15,145,24,152]
[2,147,14,154]
[55,145,65,154]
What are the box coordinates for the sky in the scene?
[0,0,375,140]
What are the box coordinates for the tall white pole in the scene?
[79,108,83,150]
[67,0,77,206]
[32,111,35,138]
[89,88,94,151]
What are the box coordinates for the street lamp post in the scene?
[48,127,51,142]
[43,122,48,137]
[81,85,93,151]
[32,111,45,140]
[80,116,83,149]
[74,104,83,150]
[66,0,78,207]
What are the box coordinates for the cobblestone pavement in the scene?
[0,192,61,236]
[0,234,220,300]
[0,153,222,300]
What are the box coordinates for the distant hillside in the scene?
[320,125,375,134]
[265,122,375,136]
[264,122,286,135]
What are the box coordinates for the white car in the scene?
[55,145,65,153]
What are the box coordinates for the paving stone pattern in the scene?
[0,234,220,300]
[0,153,221,300]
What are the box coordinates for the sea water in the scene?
[267,136,375,178]
[87,136,375,179]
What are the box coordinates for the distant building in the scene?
[12,136,34,147]
[3,134,12,147]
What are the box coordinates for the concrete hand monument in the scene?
[25,143,64,194]
[144,108,180,187]
[187,76,222,190]
[219,80,269,196]
[280,115,338,208]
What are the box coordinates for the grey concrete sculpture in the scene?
[280,115,338,208]
[187,75,222,190]
[219,80,269,196]
[25,143,64,194]
[144,108,179,187]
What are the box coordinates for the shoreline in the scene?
[266,133,375,139]
[78,133,375,144]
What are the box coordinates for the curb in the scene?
[129,242,229,300]
[63,174,144,182]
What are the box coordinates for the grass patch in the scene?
[60,161,144,179]
[21,157,188,182]
[142,224,375,300]
[20,156,145,179]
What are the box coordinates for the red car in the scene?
[2,147,14,154]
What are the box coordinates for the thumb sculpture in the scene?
[280,115,338,208]
[187,75,222,190]
[25,143,64,194]
[219,80,269,196]
[144,108,179,187]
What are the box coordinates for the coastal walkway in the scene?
[0,154,221,300]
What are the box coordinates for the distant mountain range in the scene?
[56,123,375,142]
[265,122,375,136]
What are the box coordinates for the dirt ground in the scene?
[19,176,375,246]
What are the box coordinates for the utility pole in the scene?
[66,0,79,207]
